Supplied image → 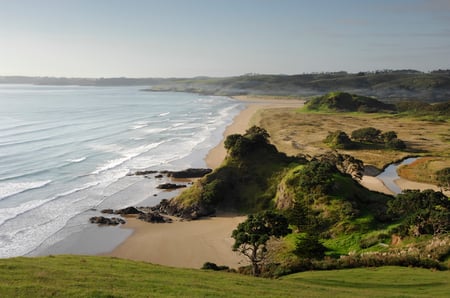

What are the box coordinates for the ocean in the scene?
[0,84,243,258]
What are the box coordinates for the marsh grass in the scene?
[258,108,449,170]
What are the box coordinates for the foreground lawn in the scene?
[0,256,449,297]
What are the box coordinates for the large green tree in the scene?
[231,210,291,276]
[388,189,450,236]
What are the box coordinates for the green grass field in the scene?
[0,255,448,297]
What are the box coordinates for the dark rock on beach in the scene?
[114,206,143,215]
[157,183,187,190]
[151,198,215,220]
[128,168,212,179]
[89,216,126,226]
[167,168,212,179]
[132,170,158,176]
[137,211,172,223]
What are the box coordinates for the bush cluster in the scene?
[324,127,406,150]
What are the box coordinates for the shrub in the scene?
[201,262,229,271]
[351,127,381,143]
[294,233,327,259]
[385,138,406,150]
[324,130,353,149]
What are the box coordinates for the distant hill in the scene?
[303,91,396,113]
[148,70,450,103]
[2,69,450,102]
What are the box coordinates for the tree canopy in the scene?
[231,210,291,276]
[388,189,450,236]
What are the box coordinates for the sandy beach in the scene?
[105,97,305,269]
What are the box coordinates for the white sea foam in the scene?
[158,112,170,117]
[91,142,163,175]
[66,157,87,163]
[0,198,52,226]
[130,121,148,130]
[0,180,52,200]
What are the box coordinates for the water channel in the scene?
[376,157,418,194]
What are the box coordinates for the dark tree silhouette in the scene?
[231,210,290,276]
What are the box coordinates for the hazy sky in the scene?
[1,0,449,77]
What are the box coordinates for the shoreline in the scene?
[104,97,306,268]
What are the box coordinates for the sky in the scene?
[0,0,449,78]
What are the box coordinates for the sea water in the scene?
[0,84,243,258]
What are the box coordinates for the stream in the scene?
[376,157,418,194]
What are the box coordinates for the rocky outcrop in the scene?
[92,206,174,224]
[157,183,187,190]
[137,211,172,223]
[151,199,215,220]
[128,168,212,179]
[167,168,212,179]
[114,206,143,215]
[89,216,126,226]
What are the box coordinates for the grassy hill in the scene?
[166,127,299,218]
[1,255,449,297]
[303,91,396,113]
[302,92,450,118]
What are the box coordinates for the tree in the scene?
[231,210,291,276]
[388,189,450,236]
[244,125,270,144]
[296,161,336,194]
[294,233,326,259]
[223,126,271,157]
[351,127,381,143]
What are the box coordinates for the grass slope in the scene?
[303,91,396,113]
[1,256,449,297]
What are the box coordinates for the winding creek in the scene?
[376,157,418,194]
